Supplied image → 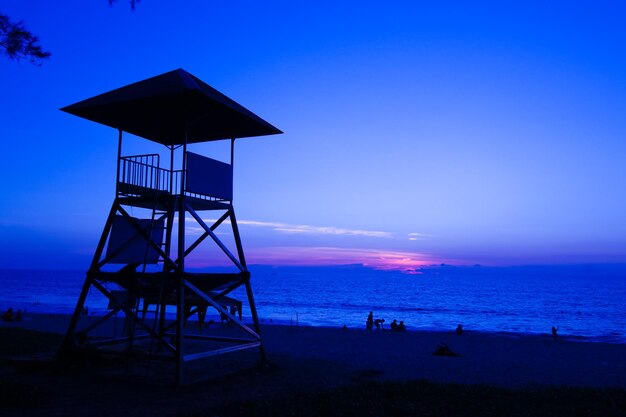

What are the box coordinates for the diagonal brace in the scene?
[98,211,169,268]
[186,204,243,271]
[91,280,177,355]
[185,280,259,340]
[181,210,231,261]
[117,205,177,269]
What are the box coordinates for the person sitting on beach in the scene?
[456,324,463,335]
[390,319,398,331]
[374,318,385,330]
[433,343,460,357]
[2,308,13,322]
[398,321,406,332]
[366,311,374,330]
[552,325,559,340]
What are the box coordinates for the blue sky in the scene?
[1,1,626,269]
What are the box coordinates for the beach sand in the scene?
[2,313,626,416]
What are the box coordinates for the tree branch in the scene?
[0,14,51,66]
[2,2,137,66]
[109,0,140,10]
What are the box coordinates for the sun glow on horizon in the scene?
[246,246,446,273]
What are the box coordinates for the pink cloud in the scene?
[248,246,443,273]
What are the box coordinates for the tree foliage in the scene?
[0,13,51,65]
[2,1,137,66]
[109,0,140,10]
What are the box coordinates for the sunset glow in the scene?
[246,247,441,272]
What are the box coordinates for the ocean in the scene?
[1,264,625,343]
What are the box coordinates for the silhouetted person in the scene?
[197,307,206,328]
[366,311,374,331]
[2,308,14,322]
[390,319,398,331]
[398,321,406,332]
[433,343,460,357]
[15,309,22,322]
[552,325,559,340]
[374,318,385,330]
[456,324,463,335]
[229,304,242,324]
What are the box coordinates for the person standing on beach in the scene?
[2,308,13,322]
[366,311,374,330]
[552,325,559,340]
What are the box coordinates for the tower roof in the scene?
[61,69,282,145]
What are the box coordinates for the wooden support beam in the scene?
[89,334,151,347]
[213,276,248,301]
[176,139,188,386]
[186,203,244,271]
[172,334,259,344]
[62,202,118,350]
[183,342,261,362]
[91,280,177,355]
[77,308,120,335]
[185,280,260,340]
[245,277,266,362]
[229,208,248,269]
[182,209,231,256]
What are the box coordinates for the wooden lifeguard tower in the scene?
[59,69,281,384]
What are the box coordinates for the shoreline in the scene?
[4,311,624,346]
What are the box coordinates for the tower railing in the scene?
[117,153,230,202]
[118,154,172,196]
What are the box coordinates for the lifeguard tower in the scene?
[59,69,281,384]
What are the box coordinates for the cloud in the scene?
[408,232,430,241]
[189,218,394,238]
[237,220,393,238]
[248,246,440,273]
[185,226,205,235]
[166,219,441,272]
[181,217,432,242]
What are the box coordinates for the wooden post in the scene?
[115,130,122,195]
[62,202,118,350]
[176,137,188,385]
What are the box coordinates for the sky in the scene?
[1,1,626,270]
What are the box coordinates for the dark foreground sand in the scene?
[1,313,626,416]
